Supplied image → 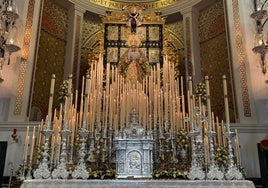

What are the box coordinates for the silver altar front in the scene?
[114,109,154,179]
[21,180,255,188]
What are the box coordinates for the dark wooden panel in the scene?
[257,143,268,188]
[0,142,7,188]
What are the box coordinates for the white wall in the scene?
[0,123,39,177]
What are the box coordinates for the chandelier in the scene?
[0,0,20,83]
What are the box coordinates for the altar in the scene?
[20,179,255,188]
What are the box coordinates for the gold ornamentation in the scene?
[102,10,165,24]
[81,19,103,68]
[87,0,183,11]
[107,47,118,62]
[121,25,132,40]
[232,0,251,117]
[14,0,36,115]
[149,26,160,41]
[149,48,160,63]
[107,25,119,40]
[162,21,184,77]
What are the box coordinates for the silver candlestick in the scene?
[224,125,243,180]
[26,160,33,180]
[108,128,113,163]
[34,120,54,179]
[20,159,27,180]
[188,130,205,180]
[72,122,89,179]
[87,131,96,162]
[206,130,224,180]
[52,120,71,179]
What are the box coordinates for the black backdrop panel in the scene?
[0,142,7,188]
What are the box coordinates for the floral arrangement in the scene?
[176,129,190,150]
[152,168,188,179]
[194,82,206,104]
[87,168,116,179]
[36,145,44,162]
[215,146,229,167]
[58,80,72,103]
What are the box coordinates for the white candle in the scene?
[24,135,29,161]
[36,123,41,148]
[235,129,241,166]
[188,76,193,95]
[48,74,55,121]
[205,76,212,130]
[222,75,230,125]
[30,126,36,161]
[216,117,221,146]
[83,75,90,127]
[65,74,73,121]
[23,126,29,160]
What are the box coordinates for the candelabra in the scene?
[224,124,243,180]
[206,130,224,180]
[186,105,206,180]
[20,159,27,180]
[187,130,206,180]
[87,131,96,162]
[72,122,89,179]
[52,120,71,179]
[34,120,54,179]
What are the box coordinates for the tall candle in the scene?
[30,126,36,161]
[221,120,226,147]
[65,74,73,121]
[205,76,212,130]
[36,122,41,148]
[79,77,85,129]
[23,126,29,160]
[235,129,241,166]
[222,75,230,125]
[216,116,221,146]
[48,74,55,121]
[188,76,193,97]
[83,75,90,127]
[24,135,29,161]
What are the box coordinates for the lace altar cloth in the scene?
[21,179,255,188]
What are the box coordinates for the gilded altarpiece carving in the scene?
[104,22,163,66]
[30,0,68,120]
[199,0,236,121]
[81,10,184,81]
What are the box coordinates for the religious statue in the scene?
[118,34,150,83]
[123,5,143,33]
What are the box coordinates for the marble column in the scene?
[181,7,202,86]
[64,3,86,89]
